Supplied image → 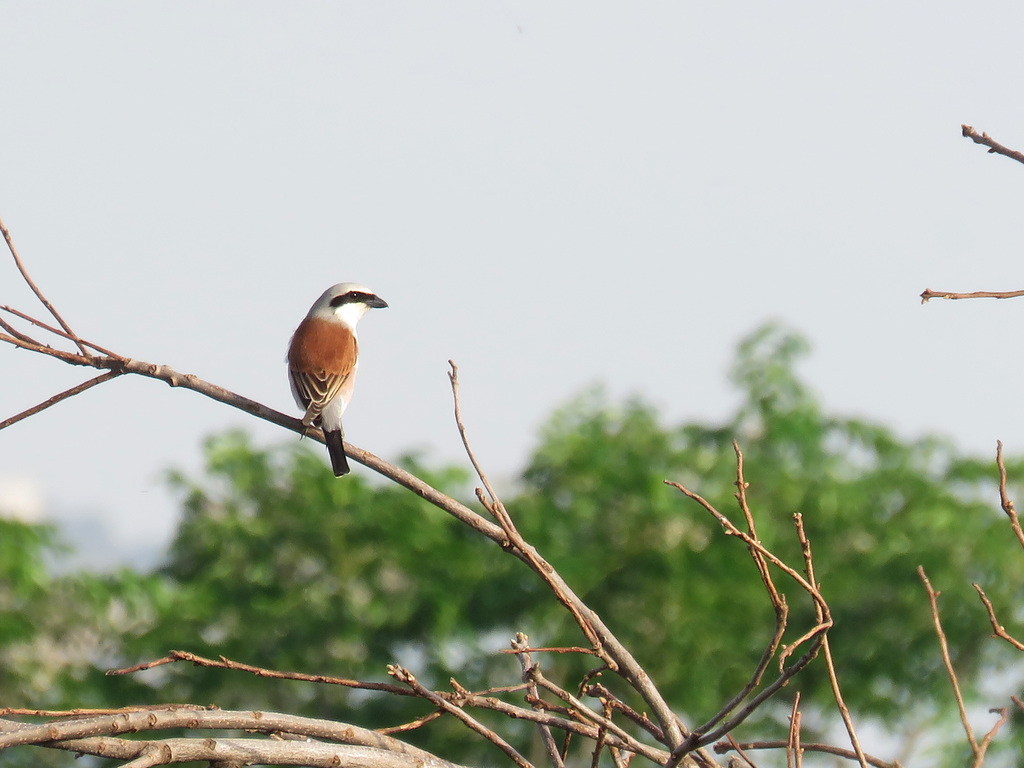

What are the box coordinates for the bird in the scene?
[287,282,388,476]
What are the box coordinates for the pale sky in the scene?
[3,2,1024,569]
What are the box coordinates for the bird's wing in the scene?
[291,368,351,423]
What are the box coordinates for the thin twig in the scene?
[666,482,829,623]
[821,638,867,768]
[108,650,412,697]
[0,214,89,355]
[527,668,668,764]
[500,645,601,656]
[961,124,1024,166]
[389,665,534,768]
[684,444,790,741]
[0,313,42,346]
[511,634,566,768]
[664,487,829,764]
[793,512,865,768]
[723,735,758,768]
[448,361,500,508]
[585,683,664,743]
[786,693,801,768]
[0,304,122,358]
[0,371,122,431]
[716,740,898,768]
[377,710,444,735]
[995,441,1024,551]
[973,583,1024,651]
[446,362,694,754]
[918,566,1002,767]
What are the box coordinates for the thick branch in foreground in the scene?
[0,709,466,768]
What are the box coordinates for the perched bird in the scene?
[287,283,388,476]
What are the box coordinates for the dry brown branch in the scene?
[973,583,1024,651]
[107,649,413,697]
[663,480,830,765]
[511,633,566,768]
[585,683,664,743]
[0,214,88,355]
[377,710,445,735]
[500,645,602,656]
[0,704,211,718]
[447,362,698,756]
[716,740,898,768]
[919,288,1024,304]
[995,440,1024,551]
[452,686,663,756]
[791,512,867,768]
[961,124,1024,166]
[528,667,666,764]
[0,371,122,430]
[821,637,867,768]
[786,693,801,768]
[723,735,759,768]
[0,708,458,767]
[82,737,449,768]
[0,328,507,546]
[0,302,122,357]
[919,566,1008,767]
[107,649,663,760]
[681,444,789,742]
[666,482,829,620]
[388,665,534,768]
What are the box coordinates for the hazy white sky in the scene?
[3,2,1024,567]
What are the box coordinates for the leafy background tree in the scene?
[3,322,1023,765]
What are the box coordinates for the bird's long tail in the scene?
[323,429,350,477]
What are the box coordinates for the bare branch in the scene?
[0,213,89,355]
[0,709,456,765]
[448,360,501,508]
[961,124,1024,166]
[995,441,1024,552]
[716,740,898,768]
[81,737,457,768]
[389,665,534,768]
[0,371,122,431]
[1,303,122,357]
[821,638,867,768]
[107,649,412,697]
[447,362,692,754]
[973,583,1024,651]
[786,693,801,768]
[666,482,830,626]
[512,634,566,768]
[920,288,1024,304]
[918,566,1006,767]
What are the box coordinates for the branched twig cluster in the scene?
[0,217,850,767]
[6,117,1024,768]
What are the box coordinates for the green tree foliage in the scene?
[0,518,161,767]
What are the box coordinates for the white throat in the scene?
[332,302,369,329]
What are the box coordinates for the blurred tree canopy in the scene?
[4,322,1023,762]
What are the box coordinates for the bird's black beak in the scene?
[368,295,388,309]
